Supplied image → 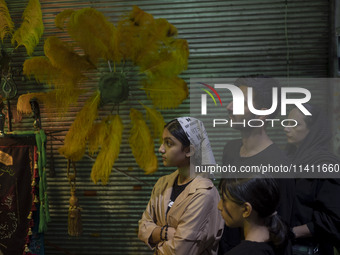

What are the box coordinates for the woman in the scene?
[284,104,340,255]
[218,177,289,255]
[138,117,224,254]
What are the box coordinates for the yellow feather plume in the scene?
[17,92,43,114]
[55,9,74,29]
[62,8,119,63]
[90,115,123,185]
[142,76,188,109]
[44,36,94,78]
[23,56,61,86]
[129,108,158,174]
[0,0,14,41]
[59,91,101,161]
[87,121,107,156]
[116,6,155,62]
[11,0,43,56]
[23,56,84,114]
[143,105,165,143]
[129,5,154,26]
[140,39,189,78]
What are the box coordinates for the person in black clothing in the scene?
[284,104,340,255]
[218,177,290,255]
[218,75,295,255]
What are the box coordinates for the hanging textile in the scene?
[0,132,47,255]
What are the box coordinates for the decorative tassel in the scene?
[27,228,32,235]
[68,190,82,236]
[33,195,39,203]
[11,0,44,55]
[129,108,158,174]
[27,211,32,219]
[24,244,30,253]
[0,0,14,41]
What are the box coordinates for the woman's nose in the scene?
[159,144,165,154]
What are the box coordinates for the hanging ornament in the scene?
[67,160,82,236]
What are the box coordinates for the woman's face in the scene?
[218,192,245,228]
[284,108,310,147]
[158,128,189,168]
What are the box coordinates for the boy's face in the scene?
[226,85,256,130]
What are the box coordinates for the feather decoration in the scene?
[140,39,189,78]
[59,91,101,161]
[17,92,42,114]
[143,105,165,143]
[60,8,119,64]
[129,5,153,26]
[23,56,61,86]
[129,108,158,174]
[44,36,94,78]
[17,89,84,116]
[11,0,43,56]
[0,0,14,41]
[90,114,123,185]
[116,6,155,62]
[55,9,74,30]
[87,121,107,156]
[142,76,189,109]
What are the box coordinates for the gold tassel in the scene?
[142,76,188,109]
[68,190,82,236]
[27,211,32,219]
[11,0,43,55]
[59,91,101,161]
[33,195,39,203]
[24,244,30,252]
[129,108,158,174]
[0,0,14,41]
[28,228,32,235]
[143,105,165,143]
[90,115,123,185]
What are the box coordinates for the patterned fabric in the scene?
[0,135,44,255]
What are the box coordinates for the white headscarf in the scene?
[176,117,216,166]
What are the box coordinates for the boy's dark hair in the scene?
[234,74,281,119]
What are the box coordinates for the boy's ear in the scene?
[242,202,252,218]
[184,145,195,158]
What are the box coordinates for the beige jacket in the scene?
[138,170,224,255]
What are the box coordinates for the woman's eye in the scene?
[166,141,172,147]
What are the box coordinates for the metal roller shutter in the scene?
[2,0,331,254]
